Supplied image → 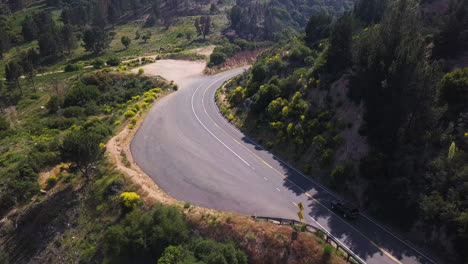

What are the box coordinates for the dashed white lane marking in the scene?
[202,77,437,264]
[292,202,297,206]
[263,177,268,181]
[191,77,250,167]
[198,69,428,264]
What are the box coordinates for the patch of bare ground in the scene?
[131,59,206,87]
[329,76,369,164]
[205,49,265,75]
[191,45,216,58]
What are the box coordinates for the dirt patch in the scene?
[131,59,206,87]
[0,186,80,264]
[191,45,216,58]
[330,76,369,164]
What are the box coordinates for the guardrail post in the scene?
[346,254,351,262]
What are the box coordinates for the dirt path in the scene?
[131,59,206,86]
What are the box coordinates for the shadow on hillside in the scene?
[1,187,79,264]
[239,135,436,264]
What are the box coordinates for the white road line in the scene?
[275,188,281,192]
[191,77,250,167]
[292,202,298,206]
[208,77,438,264]
[263,177,268,181]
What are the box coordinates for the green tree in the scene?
[46,95,62,114]
[82,27,112,54]
[21,15,38,41]
[142,31,151,43]
[158,246,185,264]
[121,36,131,49]
[326,12,353,72]
[20,48,39,91]
[5,61,23,93]
[210,3,218,15]
[305,13,332,47]
[353,0,388,25]
[440,68,468,116]
[38,29,64,60]
[61,129,105,178]
[448,142,456,160]
[0,24,10,59]
[195,16,211,40]
[61,24,77,55]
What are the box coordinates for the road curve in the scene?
[131,67,440,264]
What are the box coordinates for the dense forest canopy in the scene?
[226,0,355,40]
[220,0,468,262]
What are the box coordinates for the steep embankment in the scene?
[218,0,468,262]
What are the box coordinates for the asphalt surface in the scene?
[131,67,441,264]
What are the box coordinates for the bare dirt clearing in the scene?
[131,59,206,87]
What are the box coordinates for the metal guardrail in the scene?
[252,216,364,264]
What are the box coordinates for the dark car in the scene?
[331,201,360,219]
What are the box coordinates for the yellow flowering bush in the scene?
[119,192,141,209]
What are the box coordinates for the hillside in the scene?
[225,0,355,41]
[0,0,356,263]
[218,0,468,262]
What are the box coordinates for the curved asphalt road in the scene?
[131,68,441,264]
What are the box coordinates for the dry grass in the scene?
[205,49,265,74]
[188,212,346,264]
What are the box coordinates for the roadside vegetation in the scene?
[0,0,359,263]
[218,0,468,262]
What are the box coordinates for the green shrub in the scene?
[64,85,101,107]
[228,86,245,105]
[103,206,189,261]
[209,52,227,66]
[92,59,105,69]
[46,175,58,189]
[119,192,141,210]
[64,63,81,72]
[323,244,334,256]
[312,135,326,150]
[0,117,10,131]
[63,106,85,118]
[46,95,63,114]
[124,110,136,119]
[320,149,334,167]
[107,57,121,66]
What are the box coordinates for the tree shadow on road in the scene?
[239,135,438,264]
